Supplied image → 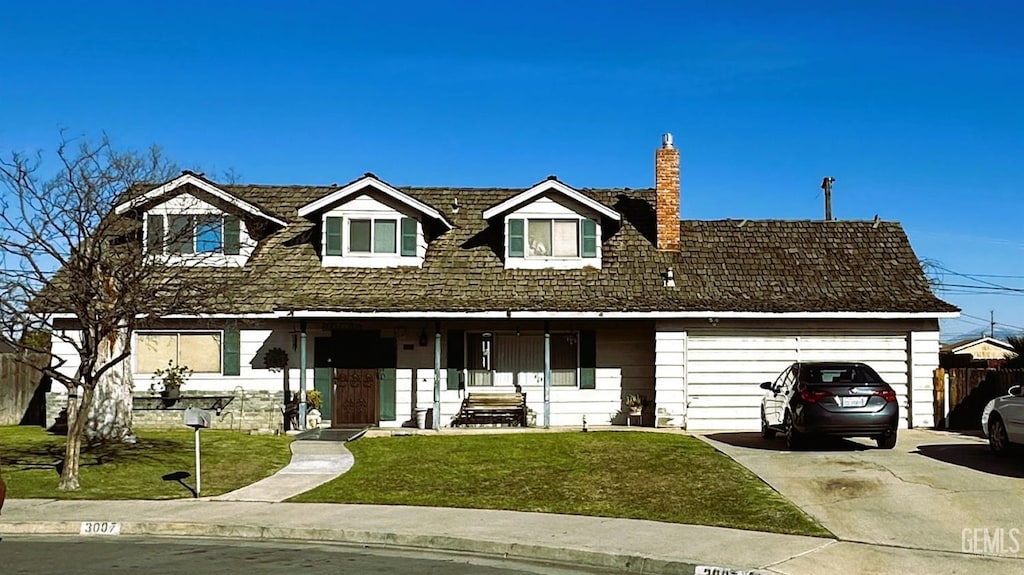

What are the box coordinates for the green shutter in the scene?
[581,218,598,257]
[446,330,465,390]
[325,217,343,255]
[401,217,417,256]
[223,327,241,376]
[224,215,241,255]
[508,219,524,258]
[169,215,194,254]
[146,215,164,253]
[314,368,332,418]
[379,368,396,421]
[579,330,596,389]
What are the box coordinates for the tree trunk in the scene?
[58,384,87,491]
[84,329,136,443]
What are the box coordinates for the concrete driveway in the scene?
[701,429,1024,557]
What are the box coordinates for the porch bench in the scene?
[453,392,527,427]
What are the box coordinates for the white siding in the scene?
[908,330,940,428]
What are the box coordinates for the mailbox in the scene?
[183,407,212,429]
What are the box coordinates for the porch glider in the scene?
[453,392,528,427]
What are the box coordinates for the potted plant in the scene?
[152,360,192,408]
[306,390,323,412]
[624,394,649,416]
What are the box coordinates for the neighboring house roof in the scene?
[940,336,1017,355]
[120,183,957,316]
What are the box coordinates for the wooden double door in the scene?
[332,368,379,426]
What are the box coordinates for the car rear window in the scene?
[799,364,884,385]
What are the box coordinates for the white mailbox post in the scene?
[183,407,211,496]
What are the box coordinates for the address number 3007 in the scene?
[79,521,122,535]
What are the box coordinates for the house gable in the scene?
[114,172,285,267]
[298,174,451,269]
[481,178,620,270]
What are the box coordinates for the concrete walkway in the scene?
[211,438,354,502]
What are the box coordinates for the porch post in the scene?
[433,321,441,430]
[544,321,551,428]
[299,320,308,430]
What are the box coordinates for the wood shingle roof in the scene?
[176,183,956,315]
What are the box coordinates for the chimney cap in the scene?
[661,133,674,149]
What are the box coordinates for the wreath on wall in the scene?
[263,347,289,372]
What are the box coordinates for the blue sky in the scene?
[2,1,1022,340]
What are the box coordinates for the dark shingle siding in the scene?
[143,184,956,315]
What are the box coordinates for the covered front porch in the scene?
[294,319,657,430]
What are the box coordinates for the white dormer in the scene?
[483,178,620,270]
[114,172,286,267]
[298,174,452,269]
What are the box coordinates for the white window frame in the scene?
[464,330,581,388]
[346,216,399,256]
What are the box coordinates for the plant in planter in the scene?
[306,390,323,412]
[151,360,192,408]
[624,394,650,416]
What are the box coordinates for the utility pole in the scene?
[821,177,835,221]
[991,310,995,338]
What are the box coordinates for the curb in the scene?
[0,521,705,574]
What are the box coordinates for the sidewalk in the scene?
[3,430,1023,574]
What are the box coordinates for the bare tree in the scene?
[0,133,230,491]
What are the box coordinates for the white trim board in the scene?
[297,174,453,229]
[482,178,621,222]
[114,172,287,227]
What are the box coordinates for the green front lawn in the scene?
[0,426,292,499]
[291,432,830,537]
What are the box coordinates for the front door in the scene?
[333,368,379,426]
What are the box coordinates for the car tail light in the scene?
[873,389,897,402]
[799,388,831,403]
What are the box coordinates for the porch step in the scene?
[294,426,368,442]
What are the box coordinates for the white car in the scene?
[981,385,1024,454]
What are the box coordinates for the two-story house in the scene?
[47,135,958,432]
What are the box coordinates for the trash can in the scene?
[414,408,428,430]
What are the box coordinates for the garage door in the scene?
[684,332,909,431]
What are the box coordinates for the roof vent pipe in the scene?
[664,268,675,288]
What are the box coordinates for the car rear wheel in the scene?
[784,412,803,450]
[875,432,897,449]
[989,416,1010,455]
[761,409,776,439]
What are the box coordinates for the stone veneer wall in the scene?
[45,390,287,432]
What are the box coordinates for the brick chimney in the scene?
[655,133,680,251]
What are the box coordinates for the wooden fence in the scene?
[0,352,50,425]
[933,368,1024,429]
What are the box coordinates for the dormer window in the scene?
[323,215,418,259]
[482,177,619,270]
[147,213,242,256]
[509,218,598,259]
[303,174,452,269]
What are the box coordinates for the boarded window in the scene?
[137,332,222,374]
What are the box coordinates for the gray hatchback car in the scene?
[760,362,900,449]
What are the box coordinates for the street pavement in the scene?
[2,428,1023,574]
